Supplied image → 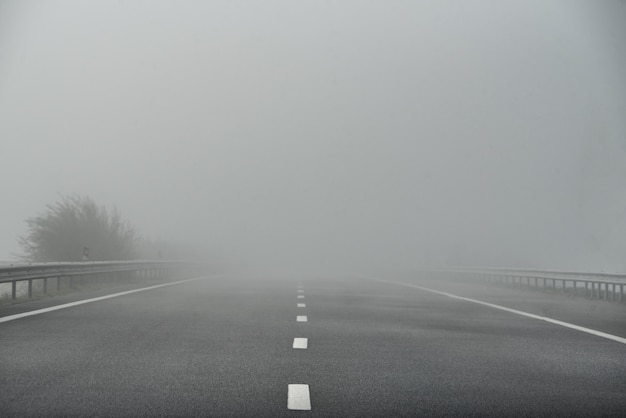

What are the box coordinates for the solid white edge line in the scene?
[0,277,203,324]
[374,279,626,345]
[296,315,308,322]
[297,303,306,308]
[292,337,308,349]
[287,384,311,410]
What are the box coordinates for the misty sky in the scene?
[1,1,625,273]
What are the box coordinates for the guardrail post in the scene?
[12,281,17,299]
[610,283,614,302]
[57,277,61,291]
[28,279,33,298]
[43,278,48,295]
[620,284,624,303]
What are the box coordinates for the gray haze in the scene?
[1,0,625,273]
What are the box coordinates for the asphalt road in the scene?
[1,273,625,417]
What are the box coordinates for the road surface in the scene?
[1,273,625,416]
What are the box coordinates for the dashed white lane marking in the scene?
[297,295,304,299]
[288,384,311,410]
[292,337,308,349]
[297,303,306,308]
[298,289,304,293]
[0,277,203,324]
[376,279,626,346]
[297,315,308,322]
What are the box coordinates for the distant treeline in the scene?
[18,195,173,262]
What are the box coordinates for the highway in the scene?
[1,274,625,417]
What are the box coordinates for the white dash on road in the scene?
[297,303,306,308]
[375,279,626,346]
[288,384,311,410]
[292,337,308,349]
[297,315,308,322]
[298,289,304,293]
[297,295,305,299]
[0,277,203,324]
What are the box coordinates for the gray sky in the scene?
[1,0,625,273]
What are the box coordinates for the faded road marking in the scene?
[297,303,306,308]
[0,278,203,324]
[297,315,308,322]
[376,279,626,346]
[293,337,308,349]
[288,384,311,410]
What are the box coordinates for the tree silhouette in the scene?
[18,195,137,262]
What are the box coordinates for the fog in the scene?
[1,1,625,274]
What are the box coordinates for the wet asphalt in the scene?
[1,273,625,417]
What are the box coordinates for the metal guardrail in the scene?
[442,267,626,303]
[0,260,204,301]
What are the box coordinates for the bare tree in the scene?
[18,195,137,262]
